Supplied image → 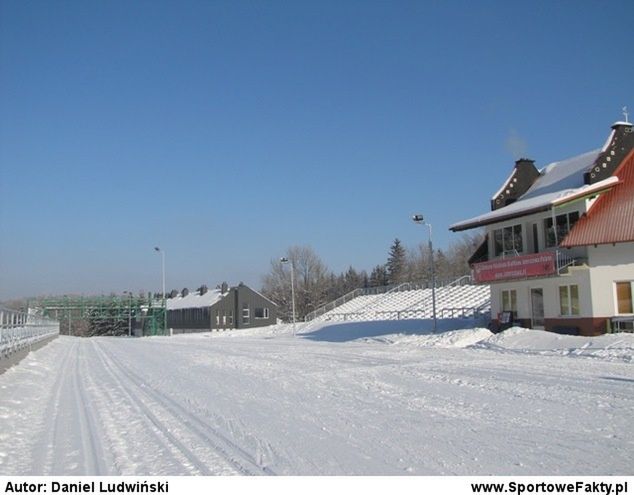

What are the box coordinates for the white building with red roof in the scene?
[451,120,634,335]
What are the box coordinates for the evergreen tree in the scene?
[369,265,388,287]
[362,271,370,288]
[343,266,363,293]
[386,238,407,284]
[434,249,450,285]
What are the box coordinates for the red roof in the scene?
[561,149,634,247]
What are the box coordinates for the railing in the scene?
[610,316,634,333]
[304,288,366,322]
[314,282,418,322]
[304,282,426,322]
[449,275,473,286]
[320,280,490,324]
[400,275,472,312]
[306,275,476,322]
[304,275,480,323]
[556,250,586,274]
[373,300,491,322]
[0,307,60,359]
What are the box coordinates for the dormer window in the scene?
[544,212,579,247]
[493,224,523,257]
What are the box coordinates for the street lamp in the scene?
[280,257,296,335]
[412,214,437,332]
[154,246,167,334]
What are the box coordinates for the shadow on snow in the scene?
[300,318,484,343]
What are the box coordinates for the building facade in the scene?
[166,283,277,333]
[450,121,634,335]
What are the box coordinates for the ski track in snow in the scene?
[0,327,633,475]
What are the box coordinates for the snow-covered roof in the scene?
[166,289,225,310]
[450,149,609,231]
[521,149,600,200]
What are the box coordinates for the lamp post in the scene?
[280,257,296,335]
[412,214,437,332]
[154,246,166,334]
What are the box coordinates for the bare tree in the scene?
[261,245,332,321]
[262,233,485,321]
[445,231,485,280]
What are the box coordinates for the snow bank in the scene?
[372,327,494,348]
[476,326,634,362]
[164,321,634,363]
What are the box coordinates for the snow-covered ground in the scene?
[0,322,633,475]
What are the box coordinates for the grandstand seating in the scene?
[310,281,490,325]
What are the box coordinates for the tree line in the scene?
[261,233,483,322]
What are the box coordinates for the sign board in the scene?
[499,311,513,324]
[473,252,556,283]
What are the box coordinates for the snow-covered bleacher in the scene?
[307,278,490,325]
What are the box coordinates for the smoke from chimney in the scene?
[505,128,528,160]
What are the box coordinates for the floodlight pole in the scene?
[154,247,167,334]
[280,257,296,335]
[412,214,437,332]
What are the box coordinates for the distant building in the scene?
[166,283,277,333]
[450,120,634,335]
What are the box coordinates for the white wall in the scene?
[490,267,593,324]
[490,242,634,322]
[588,242,634,316]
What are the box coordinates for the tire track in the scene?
[96,340,276,475]
[72,342,112,474]
[28,339,77,475]
[88,340,215,475]
[82,340,203,475]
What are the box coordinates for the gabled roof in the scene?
[164,284,279,310]
[561,149,634,247]
[450,149,606,231]
[166,289,225,310]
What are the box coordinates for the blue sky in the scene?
[1,0,632,299]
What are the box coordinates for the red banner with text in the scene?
[473,252,556,283]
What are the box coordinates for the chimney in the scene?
[585,121,634,184]
[515,158,535,170]
[491,158,540,210]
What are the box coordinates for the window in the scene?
[228,310,234,325]
[559,285,580,316]
[215,311,220,326]
[493,225,523,257]
[242,304,250,324]
[501,289,517,316]
[254,307,269,319]
[616,282,633,314]
[544,212,580,248]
